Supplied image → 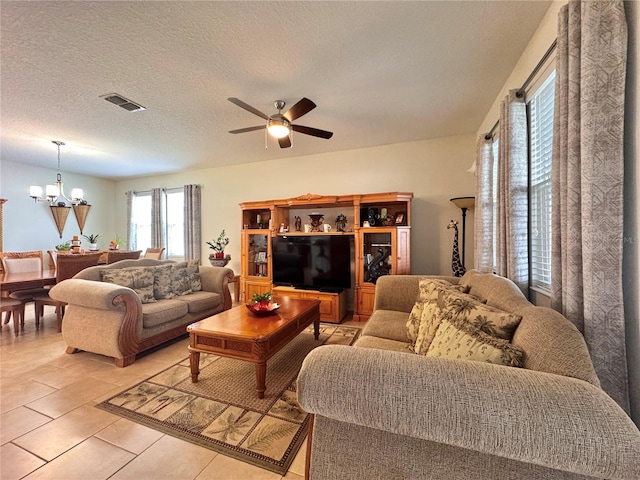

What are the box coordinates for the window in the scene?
[528,70,555,290]
[132,192,151,252]
[132,188,184,258]
[165,189,184,257]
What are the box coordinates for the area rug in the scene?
[96,323,360,474]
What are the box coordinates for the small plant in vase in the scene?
[82,233,100,251]
[109,234,126,250]
[207,230,230,259]
[251,292,272,309]
[55,241,72,251]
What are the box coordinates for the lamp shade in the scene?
[30,186,43,198]
[450,196,475,209]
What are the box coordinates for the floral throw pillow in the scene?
[153,264,176,299]
[170,262,193,296]
[175,259,202,292]
[425,316,524,367]
[101,267,156,304]
[437,289,522,341]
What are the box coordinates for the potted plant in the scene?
[207,230,230,260]
[55,241,71,251]
[82,233,100,251]
[251,291,272,308]
[109,234,126,250]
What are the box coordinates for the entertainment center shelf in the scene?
[239,192,413,322]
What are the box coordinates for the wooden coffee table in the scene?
[187,296,321,398]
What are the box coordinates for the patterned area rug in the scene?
[96,324,360,474]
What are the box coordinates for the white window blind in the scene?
[528,70,555,290]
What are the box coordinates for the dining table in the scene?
[0,269,57,295]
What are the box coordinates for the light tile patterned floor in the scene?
[1,305,359,479]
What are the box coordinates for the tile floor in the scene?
[1,305,360,479]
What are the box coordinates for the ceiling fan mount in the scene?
[227,97,333,148]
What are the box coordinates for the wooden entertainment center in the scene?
[239,192,412,322]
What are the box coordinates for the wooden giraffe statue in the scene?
[447,220,466,277]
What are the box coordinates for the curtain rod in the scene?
[125,184,203,195]
[484,39,557,140]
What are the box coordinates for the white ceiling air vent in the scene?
[100,93,145,112]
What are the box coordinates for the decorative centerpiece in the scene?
[246,292,279,316]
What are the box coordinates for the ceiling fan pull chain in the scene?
[264,128,268,150]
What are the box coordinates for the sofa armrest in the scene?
[198,266,234,310]
[373,274,458,313]
[297,346,640,479]
[50,278,140,311]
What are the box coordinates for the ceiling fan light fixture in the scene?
[267,117,290,138]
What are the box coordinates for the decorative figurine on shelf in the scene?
[309,213,324,232]
[364,247,391,284]
[294,216,302,232]
[335,214,347,232]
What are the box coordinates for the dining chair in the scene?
[1,297,25,336]
[143,247,165,260]
[106,250,143,264]
[32,252,102,332]
[0,250,47,325]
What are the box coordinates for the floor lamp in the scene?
[450,196,475,267]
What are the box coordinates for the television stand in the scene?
[272,286,347,324]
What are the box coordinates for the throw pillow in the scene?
[171,262,193,296]
[425,316,524,367]
[101,267,156,304]
[412,279,470,353]
[438,289,522,340]
[174,260,202,292]
[153,264,176,299]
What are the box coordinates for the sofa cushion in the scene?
[170,262,193,296]
[141,299,189,329]
[438,289,522,340]
[101,267,156,304]
[355,335,413,353]
[174,291,221,313]
[407,279,469,346]
[363,310,412,343]
[425,316,524,367]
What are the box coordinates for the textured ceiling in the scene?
[1,1,551,179]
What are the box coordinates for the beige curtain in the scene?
[475,90,529,294]
[125,190,136,249]
[551,0,629,411]
[151,187,167,250]
[184,184,201,261]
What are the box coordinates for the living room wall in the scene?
[113,134,476,277]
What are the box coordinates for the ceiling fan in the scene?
[227,97,333,148]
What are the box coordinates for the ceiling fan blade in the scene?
[283,98,316,122]
[278,136,292,148]
[229,125,266,134]
[292,124,333,139]
[227,98,270,120]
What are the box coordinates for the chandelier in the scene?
[30,141,85,205]
[30,140,91,238]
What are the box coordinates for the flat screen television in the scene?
[272,235,352,291]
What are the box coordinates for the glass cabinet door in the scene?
[362,230,393,284]
[247,232,270,278]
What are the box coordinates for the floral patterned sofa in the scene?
[298,270,640,479]
[49,258,234,366]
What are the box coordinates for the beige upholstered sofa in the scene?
[49,259,234,367]
[298,270,640,480]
